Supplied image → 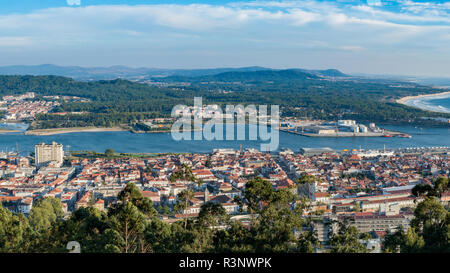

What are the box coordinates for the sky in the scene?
[0,0,449,77]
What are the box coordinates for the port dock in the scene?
[280,129,407,137]
[279,120,411,138]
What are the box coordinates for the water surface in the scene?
[1,123,449,155]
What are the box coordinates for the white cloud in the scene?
[0,1,448,76]
[0,2,445,49]
[0,36,32,47]
[338,45,365,52]
[67,0,81,6]
[0,2,446,33]
[367,0,382,7]
[353,4,450,24]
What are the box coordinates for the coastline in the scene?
[24,127,128,136]
[0,129,20,134]
[396,91,450,113]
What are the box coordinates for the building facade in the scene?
[35,142,64,167]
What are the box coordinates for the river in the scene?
[0,123,449,155]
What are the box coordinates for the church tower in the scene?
[204,187,210,202]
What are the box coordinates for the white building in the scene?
[338,120,356,126]
[35,142,64,167]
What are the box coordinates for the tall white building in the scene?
[35,142,64,167]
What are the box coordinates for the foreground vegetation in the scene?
[0,177,448,253]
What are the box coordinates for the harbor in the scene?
[0,123,447,155]
[280,119,411,138]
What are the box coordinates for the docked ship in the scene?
[397,134,412,138]
[353,149,395,158]
[0,151,19,159]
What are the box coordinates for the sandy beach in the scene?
[396,91,450,104]
[24,127,128,136]
[396,91,450,113]
[0,128,20,134]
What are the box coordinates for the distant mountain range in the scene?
[0,64,348,81]
[3,64,447,88]
[158,69,330,84]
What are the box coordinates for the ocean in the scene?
[404,93,450,114]
[424,96,450,113]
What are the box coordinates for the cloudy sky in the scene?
[0,0,449,77]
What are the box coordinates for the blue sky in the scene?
[0,0,449,76]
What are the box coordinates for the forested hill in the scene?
[0,74,449,129]
[0,75,196,115]
[0,75,175,103]
[307,69,347,77]
[156,69,348,84]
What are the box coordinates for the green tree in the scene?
[144,217,174,253]
[383,227,425,253]
[412,184,433,198]
[156,204,163,214]
[170,163,197,183]
[28,197,63,232]
[52,206,113,253]
[412,177,449,198]
[329,220,368,253]
[236,177,274,227]
[213,221,254,253]
[196,179,205,190]
[175,189,195,230]
[296,174,317,185]
[205,158,212,168]
[432,177,449,197]
[198,202,229,228]
[162,205,171,215]
[353,201,361,212]
[106,183,157,253]
[252,189,304,252]
[105,149,115,158]
[297,230,319,253]
[25,197,64,252]
[114,182,156,217]
[0,205,28,253]
[107,202,148,253]
[410,196,449,252]
[383,195,448,253]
